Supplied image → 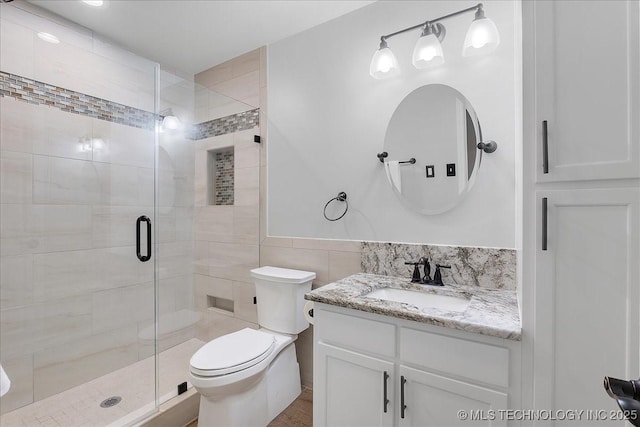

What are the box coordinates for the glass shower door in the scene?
[0,2,160,424]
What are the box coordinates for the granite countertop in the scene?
[305,273,521,341]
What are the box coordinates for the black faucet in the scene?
[422,258,432,283]
[432,264,451,286]
[405,259,452,286]
[404,258,426,283]
[405,258,439,285]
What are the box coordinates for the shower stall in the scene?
[0,1,261,425]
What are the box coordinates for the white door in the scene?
[398,365,508,427]
[534,188,640,424]
[314,342,395,427]
[533,1,639,182]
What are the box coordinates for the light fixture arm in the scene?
[378,3,483,43]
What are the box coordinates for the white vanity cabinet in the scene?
[398,366,507,427]
[313,304,521,427]
[315,342,395,427]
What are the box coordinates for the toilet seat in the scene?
[190,328,276,377]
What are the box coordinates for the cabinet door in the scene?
[314,342,394,427]
[398,366,507,427]
[533,1,639,182]
[534,188,639,421]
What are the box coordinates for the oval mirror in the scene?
[383,84,483,215]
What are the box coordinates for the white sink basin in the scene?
[366,288,470,312]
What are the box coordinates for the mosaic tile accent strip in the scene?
[0,71,156,130]
[361,242,516,290]
[215,149,234,205]
[190,109,259,140]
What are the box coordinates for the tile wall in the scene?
[214,149,235,206]
[0,3,195,414]
[193,48,362,388]
[192,49,263,344]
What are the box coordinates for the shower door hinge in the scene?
[253,296,257,304]
[177,382,188,395]
[254,135,261,143]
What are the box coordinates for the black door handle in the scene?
[542,198,548,251]
[400,375,407,419]
[383,371,389,413]
[136,215,151,262]
[542,120,549,174]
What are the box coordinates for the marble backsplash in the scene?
[361,242,516,290]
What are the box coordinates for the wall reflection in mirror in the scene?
[382,84,496,215]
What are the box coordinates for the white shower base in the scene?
[0,339,205,427]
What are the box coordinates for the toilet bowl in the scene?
[189,266,315,427]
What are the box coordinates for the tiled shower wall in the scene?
[191,49,363,388]
[0,4,194,414]
[192,49,263,344]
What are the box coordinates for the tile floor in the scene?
[186,387,313,427]
[0,339,205,427]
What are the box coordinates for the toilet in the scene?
[189,266,316,427]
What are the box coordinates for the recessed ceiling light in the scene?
[82,0,104,6]
[37,32,60,44]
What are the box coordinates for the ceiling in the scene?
[26,0,374,75]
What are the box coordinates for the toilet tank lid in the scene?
[250,266,316,284]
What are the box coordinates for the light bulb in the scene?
[462,9,500,57]
[369,40,400,79]
[162,115,181,130]
[412,25,444,69]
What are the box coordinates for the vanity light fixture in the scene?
[412,23,445,68]
[369,39,400,79]
[369,3,500,79]
[82,0,104,6]
[463,7,500,56]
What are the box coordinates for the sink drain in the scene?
[100,396,122,408]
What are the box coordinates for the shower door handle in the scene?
[136,215,152,262]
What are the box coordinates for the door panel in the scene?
[534,188,640,424]
[314,342,394,427]
[534,1,640,181]
[399,365,507,427]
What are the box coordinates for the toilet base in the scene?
[196,342,301,427]
[266,341,301,422]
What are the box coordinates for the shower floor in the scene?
[0,338,205,427]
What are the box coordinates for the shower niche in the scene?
[208,146,235,206]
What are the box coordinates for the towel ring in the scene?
[323,192,348,221]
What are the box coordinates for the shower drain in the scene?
[100,396,122,408]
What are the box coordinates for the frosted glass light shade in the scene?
[369,46,400,79]
[162,115,181,130]
[412,33,444,69]
[462,17,500,57]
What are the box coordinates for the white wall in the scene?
[267,0,521,249]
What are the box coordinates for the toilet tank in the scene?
[250,266,316,334]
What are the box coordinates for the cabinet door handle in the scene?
[400,375,407,419]
[383,371,389,413]
[542,198,548,251]
[542,120,549,174]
